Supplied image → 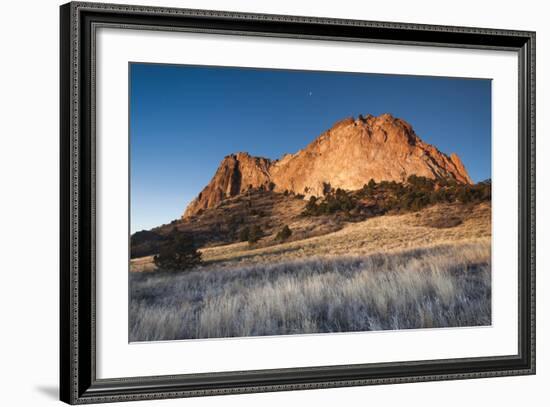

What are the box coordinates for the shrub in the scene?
[327,196,341,213]
[472,180,491,201]
[334,189,355,211]
[239,226,250,242]
[302,196,319,216]
[130,230,165,259]
[275,225,292,241]
[407,175,435,191]
[153,234,202,272]
[398,190,430,212]
[360,179,377,198]
[302,190,358,216]
[228,214,244,226]
[306,196,317,208]
[301,177,490,218]
[248,225,263,244]
[457,187,473,204]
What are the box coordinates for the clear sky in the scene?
[130,63,491,233]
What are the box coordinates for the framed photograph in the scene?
[60,2,535,404]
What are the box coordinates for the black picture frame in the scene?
[60,2,536,404]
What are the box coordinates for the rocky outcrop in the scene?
[182,153,272,218]
[182,113,473,218]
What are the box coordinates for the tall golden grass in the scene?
[130,240,490,341]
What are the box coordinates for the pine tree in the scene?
[248,225,262,244]
[276,225,292,241]
[239,226,250,242]
[153,233,202,271]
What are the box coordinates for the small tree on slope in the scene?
[154,233,202,271]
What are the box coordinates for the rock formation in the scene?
[182,113,473,218]
[182,152,272,218]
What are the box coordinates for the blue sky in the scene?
[130,63,491,233]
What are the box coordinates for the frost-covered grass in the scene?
[129,241,491,341]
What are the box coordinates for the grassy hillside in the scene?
[131,190,309,258]
[131,202,490,272]
[130,177,491,259]
[129,201,491,340]
[130,241,490,341]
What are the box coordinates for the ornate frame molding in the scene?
[60,2,535,404]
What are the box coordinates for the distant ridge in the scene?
[183,113,472,218]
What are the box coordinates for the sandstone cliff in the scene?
[182,113,472,218]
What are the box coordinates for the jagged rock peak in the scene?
[182,114,473,218]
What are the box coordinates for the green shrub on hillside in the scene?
[302,189,358,216]
[407,175,435,191]
[275,225,292,241]
[248,225,263,244]
[153,233,202,272]
[301,177,491,218]
[239,226,250,242]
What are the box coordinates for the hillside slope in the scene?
[131,201,490,272]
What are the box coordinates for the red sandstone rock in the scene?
[182,114,473,218]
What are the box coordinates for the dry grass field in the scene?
[129,202,491,341]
